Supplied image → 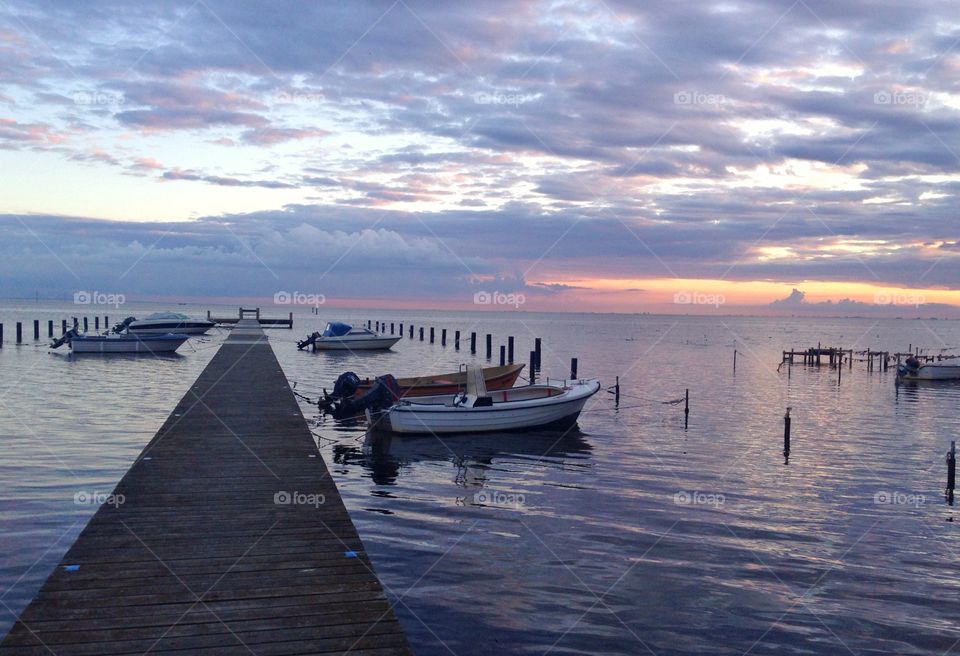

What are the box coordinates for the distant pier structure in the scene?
[208,306,293,329]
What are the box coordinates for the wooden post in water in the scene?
[368,320,372,329]
[33,320,39,340]
[508,336,514,363]
[534,337,542,368]
[419,327,424,341]
[441,328,447,346]
[485,334,492,359]
[429,327,435,343]
[409,325,413,338]
[0,323,3,347]
[529,351,536,383]
[733,349,737,372]
[399,323,403,336]
[615,376,620,404]
[948,441,956,505]
[83,317,88,332]
[47,320,53,338]
[455,330,460,350]
[470,332,476,354]
[784,407,792,456]
[684,388,689,429]
[570,357,578,379]
[95,317,99,330]
[61,319,67,334]
[499,345,506,366]
[390,322,394,335]
[16,322,22,343]
[104,316,108,328]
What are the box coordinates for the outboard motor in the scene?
[321,373,400,418]
[297,331,321,350]
[50,327,79,349]
[897,356,921,379]
[112,317,136,334]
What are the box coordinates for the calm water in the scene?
[2,300,960,654]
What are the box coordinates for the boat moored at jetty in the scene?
[51,328,190,354]
[113,313,215,335]
[298,322,401,351]
[897,356,960,381]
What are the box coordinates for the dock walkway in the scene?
[1,320,411,655]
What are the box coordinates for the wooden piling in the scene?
[16,322,22,343]
[684,388,689,428]
[33,319,39,340]
[508,336,514,363]
[485,334,492,359]
[534,337,542,368]
[0,323,3,347]
[570,357,578,379]
[409,324,413,338]
[441,328,447,346]
[784,407,792,455]
[455,330,460,350]
[61,319,67,333]
[530,351,536,383]
[419,327,424,341]
[83,317,88,332]
[390,322,395,335]
[471,332,476,354]
[948,441,956,504]
[429,326,434,343]
[499,344,506,366]
[95,316,99,330]
[615,376,620,404]
[733,349,737,372]
[47,320,53,338]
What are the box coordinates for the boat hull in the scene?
[386,380,600,434]
[69,335,189,354]
[313,336,401,350]
[898,357,960,381]
[355,364,525,398]
[128,322,214,335]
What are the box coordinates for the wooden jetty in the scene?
[0,319,411,655]
[208,307,294,329]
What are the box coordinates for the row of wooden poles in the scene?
[0,316,109,346]
[782,344,958,372]
[366,319,620,402]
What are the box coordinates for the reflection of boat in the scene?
[115,313,215,335]
[355,364,525,398]
[384,366,601,434]
[898,356,960,381]
[51,328,190,353]
[298,322,400,351]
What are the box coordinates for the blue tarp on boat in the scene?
[322,322,352,337]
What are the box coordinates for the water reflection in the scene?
[329,428,593,487]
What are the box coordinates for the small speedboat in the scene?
[898,356,960,381]
[114,313,214,335]
[298,322,400,351]
[382,366,600,434]
[354,364,525,398]
[51,328,190,354]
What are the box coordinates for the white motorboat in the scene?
[115,312,215,335]
[898,356,960,381]
[51,328,190,354]
[383,366,601,434]
[298,322,401,351]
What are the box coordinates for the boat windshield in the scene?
[322,322,353,337]
[144,312,190,320]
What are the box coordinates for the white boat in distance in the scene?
[51,328,190,354]
[300,322,401,351]
[384,366,601,434]
[898,356,960,381]
[115,312,215,335]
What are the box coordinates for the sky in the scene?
[1,0,958,315]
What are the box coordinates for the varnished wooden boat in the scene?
[353,363,524,398]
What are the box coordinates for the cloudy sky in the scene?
[1,0,958,313]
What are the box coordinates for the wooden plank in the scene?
[1,320,411,655]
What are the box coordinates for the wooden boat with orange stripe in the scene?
[353,363,525,398]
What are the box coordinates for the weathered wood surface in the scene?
[1,320,411,655]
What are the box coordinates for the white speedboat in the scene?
[115,313,215,335]
[51,328,190,354]
[383,366,601,434]
[298,322,401,351]
[898,356,960,381]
